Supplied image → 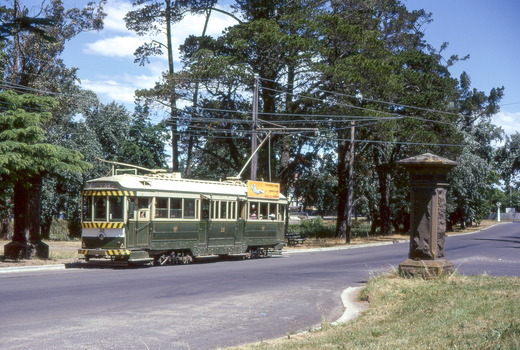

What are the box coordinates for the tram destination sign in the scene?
[86,182,117,189]
[247,181,280,199]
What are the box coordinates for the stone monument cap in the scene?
[397,153,459,173]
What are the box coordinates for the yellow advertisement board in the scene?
[247,181,280,199]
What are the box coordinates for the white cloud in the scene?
[493,111,520,136]
[84,3,238,59]
[77,2,238,108]
[102,0,135,33]
[81,78,139,103]
[83,36,147,57]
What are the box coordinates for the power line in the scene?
[261,85,456,126]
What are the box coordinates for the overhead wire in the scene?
[2,71,512,149]
[258,75,462,118]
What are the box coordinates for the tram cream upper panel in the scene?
[86,174,287,202]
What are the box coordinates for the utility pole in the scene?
[346,121,355,243]
[251,74,259,181]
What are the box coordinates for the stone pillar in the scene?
[397,153,459,277]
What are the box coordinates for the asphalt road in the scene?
[1,221,519,350]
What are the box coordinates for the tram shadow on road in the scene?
[64,254,283,270]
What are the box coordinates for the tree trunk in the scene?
[185,9,213,177]
[336,124,355,242]
[4,176,48,259]
[376,164,392,236]
[165,1,178,172]
[0,218,11,240]
[373,147,392,236]
[40,214,53,240]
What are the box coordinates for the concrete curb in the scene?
[283,240,407,254]
[0,264,65,274]
[283,221,508,255]
[446,221,511,237]
[332,286,365,325]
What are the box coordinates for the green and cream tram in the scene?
[79,171,287,265]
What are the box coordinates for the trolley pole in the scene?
[251,74,259,181]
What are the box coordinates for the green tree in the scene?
[0,0,106,248]
[119,115,170,170]
[124,0,225,172]
[0,91,90,258]
[447,147,493,229]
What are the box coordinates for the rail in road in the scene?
[1,222,519,349]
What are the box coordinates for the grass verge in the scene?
[285,219,502,250]
[0,240,80,267]
[228,272,520,350]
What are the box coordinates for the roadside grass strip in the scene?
[230,272,520,350]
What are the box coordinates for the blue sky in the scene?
[405,0,520,136]
[34,0,520,135]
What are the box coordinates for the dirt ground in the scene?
[0,220,502,268]
[0,240,81,268]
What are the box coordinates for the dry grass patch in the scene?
[448,219,503,235]
[286,234,409,250]
[286,219,502,250]
[0,240,81,267]
[227,273,520,350]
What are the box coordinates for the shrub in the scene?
[296,217,336,238]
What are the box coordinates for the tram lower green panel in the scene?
[82,236,124,249]
[208,221,237,247]
[243,221,283,247]
[150,221,199,251]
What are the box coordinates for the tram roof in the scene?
[86,174,287,200]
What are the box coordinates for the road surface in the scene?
[1,222,519,349]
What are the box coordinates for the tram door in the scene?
[127,197,152,248]
[198,197,210,252]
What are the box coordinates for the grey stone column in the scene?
[397,153,458,277]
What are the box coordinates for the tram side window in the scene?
[260,202,268,220]
[211,201,218,219]
[184,199,196,219]
[280,205,286,221]
[202,198,210,219]
[269,203,277,220]
[220,201,228,219]
[238,201,246,220]
[249,202,258,219]
[82,196,93,222]
[109,197,124,221]
[94,196,107,221]
[155,198,168,218]
[138,198,150,210]
[138,198,150,219]
[128,198,135,219]
[170,198,182,218]
[230,202,236,220]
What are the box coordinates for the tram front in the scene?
[78,180,152,263]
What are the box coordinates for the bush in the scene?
[48,220,77,241]
[291,217,336,238]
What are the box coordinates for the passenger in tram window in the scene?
[250,204,257,219]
